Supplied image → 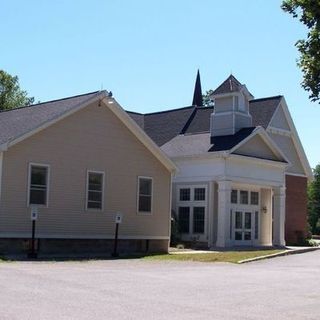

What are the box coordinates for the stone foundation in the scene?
[0,238,169,255]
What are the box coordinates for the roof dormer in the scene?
[210,75,254,137]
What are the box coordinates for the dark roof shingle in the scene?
[0,91,103,146]
[250,96,282,128]
[128,95,281,146]
[143,106,194,146]
[212,75,243,95]
[209,127,256,152]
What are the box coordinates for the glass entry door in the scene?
[234,211,253,245]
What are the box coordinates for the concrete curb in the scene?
[238,247,319,264]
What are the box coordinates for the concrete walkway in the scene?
[169,246,319,263]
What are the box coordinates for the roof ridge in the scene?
[0,90,104,114]
[144,105,194,116]
[126,110,144,115]
[250,95,283,103]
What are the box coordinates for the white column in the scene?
[207,181,214,247]
[273,186,286,246]
[216,180,231,247]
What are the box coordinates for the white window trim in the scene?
[27,162,50,208]
[230,187,260,208]
[86,170,105,211]
[137,176,153,215]
[176,184,208,236]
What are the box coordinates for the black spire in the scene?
[192,69,203,107]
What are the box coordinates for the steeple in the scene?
[192,69,203,107]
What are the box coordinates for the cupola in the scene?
[210,75,254,137]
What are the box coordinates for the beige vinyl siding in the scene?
[0,101,171,239]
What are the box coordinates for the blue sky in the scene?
[1,0,319,168]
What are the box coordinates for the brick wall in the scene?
[285,175,308,244]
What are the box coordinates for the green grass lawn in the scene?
[143,250,285,263]
[0,250,285,264]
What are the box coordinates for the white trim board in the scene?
[267,98,313,180]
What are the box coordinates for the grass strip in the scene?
[143,250,284,263]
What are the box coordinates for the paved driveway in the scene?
[0,250,319,320]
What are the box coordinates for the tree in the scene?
[281,1,320,103]
[308,164,320,234]
[0,70,34,111]
[202,89,214,107]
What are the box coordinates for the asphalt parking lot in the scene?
[0,250,319,320]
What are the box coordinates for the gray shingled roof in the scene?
[212,75,243,95]
[126,111,144,129]
[182,107,213,134]
[161,128,257,157]
[250,96,282,128]
[143,106,194,146]
[0,88,282,156]
[161,133,212,158]
[0,91,103,146]
[129,96,281,147]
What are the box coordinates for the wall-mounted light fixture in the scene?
[262,206,267,213]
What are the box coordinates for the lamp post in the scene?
[112,212,122,257]
[28,206,38,259]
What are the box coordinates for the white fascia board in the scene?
[272,97,313,180]
[169,151,229,162]
[102,97,177,174]
[229,153,288,168]
[255,128,291,165]
[215,174,285,188]
[5,92,106,150]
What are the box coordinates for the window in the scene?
[193,207,205,233]
[29,164,49,206]
[231,190,238,204]
[251,192,259,205]
[194,188,205,201]
[177,185,207,237]
[179,188,190,201]
[87,171,104,210]
[178,207,190,233]
[138,177,152,213]
[240,190,248,204]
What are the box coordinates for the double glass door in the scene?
[234,211,253,244]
